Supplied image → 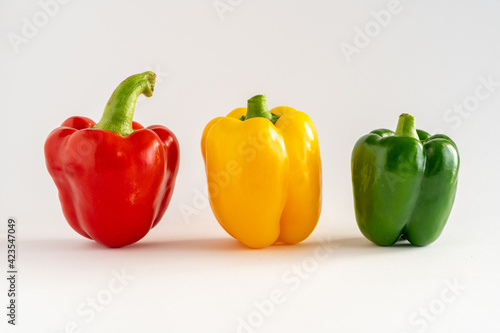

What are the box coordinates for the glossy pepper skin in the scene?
[201,95,322,249]
[45,72,179,248]
[351,113,459,246]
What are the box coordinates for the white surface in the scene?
[1,0,499,332]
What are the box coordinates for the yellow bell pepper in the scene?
[201,95,322,248]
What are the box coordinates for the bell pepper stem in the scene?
[245,95,272,121]
[395,113,419,139]
[244,94,281,123]
[94,71,156,136]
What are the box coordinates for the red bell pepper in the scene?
[44,71,179,248]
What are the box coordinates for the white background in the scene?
[1,0,499,332]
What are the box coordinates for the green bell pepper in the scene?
[351,113,460,246]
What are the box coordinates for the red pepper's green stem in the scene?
[395,113,419,139]
[94,71,156,136]
[244,95,280,123]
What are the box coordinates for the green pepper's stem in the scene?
[94,71,156,136]
[395,113,419,139]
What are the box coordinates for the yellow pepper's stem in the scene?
[244,95,280,123]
